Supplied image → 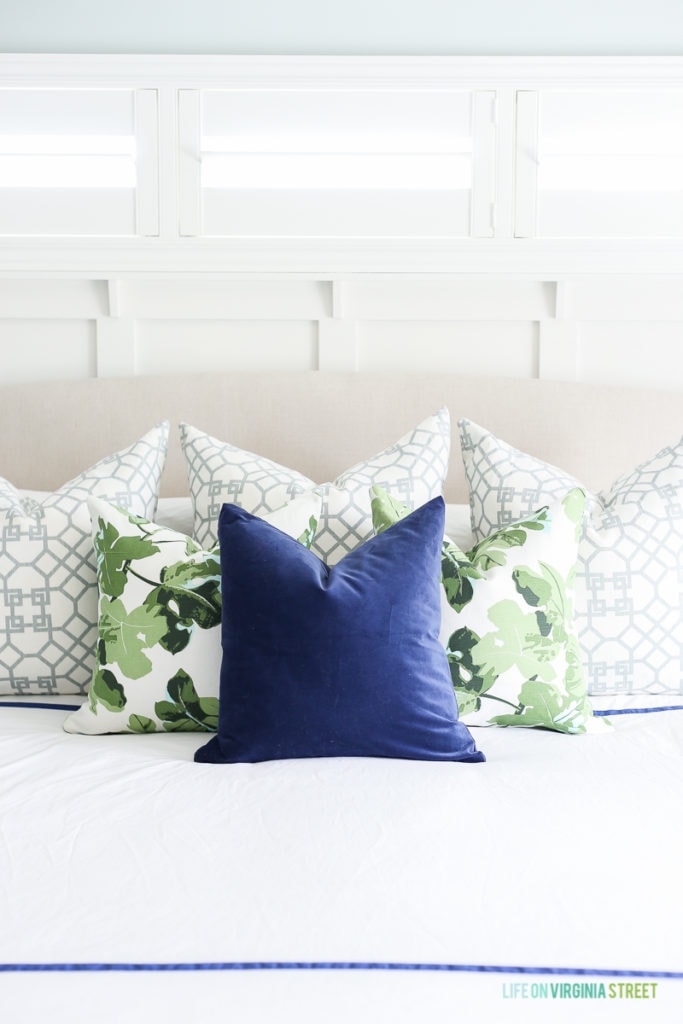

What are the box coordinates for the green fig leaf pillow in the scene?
[180,409,450,565]
[371,486,605,734]
[459,418,683,696]
[63,492,320,735]
[0,423,169,696]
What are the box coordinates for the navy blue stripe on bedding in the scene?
[0,962,681,978]
[0,701,80,711]
[594,705,683,716]
[4,703,683,716]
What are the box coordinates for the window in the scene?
[1,56,683,271]
[516,90,683,238]
[179,88,495,238]
[0,88,158,236]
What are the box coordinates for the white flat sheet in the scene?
[1,696,681,1023]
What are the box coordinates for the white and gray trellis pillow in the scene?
[459,418,683,697]
[0,423,169,696]
[181,410,451,565]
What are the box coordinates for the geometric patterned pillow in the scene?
[0,424,169,696]
[180,409,450,565]
[63,491,320,735]
[459,418,683,696]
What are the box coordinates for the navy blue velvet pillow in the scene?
[194,497,484,765]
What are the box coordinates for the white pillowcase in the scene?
[181,410,451,565]
[154,496,195,537]
[459,418,683,696]
[0,424,169,696]
[444,503,474,552]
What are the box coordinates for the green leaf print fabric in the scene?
[371,486,605,734]
[64,492,320,735]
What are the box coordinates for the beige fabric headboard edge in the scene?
[1,372,680,503]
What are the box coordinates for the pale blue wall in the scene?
[1,0,682,54]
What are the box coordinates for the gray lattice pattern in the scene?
[181,410,450,565]
[459,418,683,696]
[0,423,169,695]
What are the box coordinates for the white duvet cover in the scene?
[1,696,681,1023]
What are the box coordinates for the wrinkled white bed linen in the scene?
[1,696,681,1023]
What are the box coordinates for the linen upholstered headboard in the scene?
[1,372,680,501]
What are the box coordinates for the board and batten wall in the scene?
[1,276,682,391]
[0,54,682,392]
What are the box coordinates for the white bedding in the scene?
[1,697,681,1023]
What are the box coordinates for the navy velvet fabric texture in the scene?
[195,497,484,765]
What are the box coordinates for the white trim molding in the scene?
[2,54,683,276]
[3,54,683,89]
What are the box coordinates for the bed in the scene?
[1,371,681,1023]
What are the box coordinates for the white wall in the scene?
[1,276,682,392]
[2,0,683,55]
[1,51,682,392]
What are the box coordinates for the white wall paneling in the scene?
[538,321,579,382]
[135,319,318,375]
[356,321,539,377]
[560,278,683,322]
[317,318,358,372]
[0,279,107,318]
[114,279,330,320]
[107,279,122,317]
[96,317,136,377]
[341,279,554,321]
[0,318,96,382]
[318,280,358,371]
[538,281,579,381]
[0,56,682,391]
[0,274,680,391]
[577,323,683,390]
